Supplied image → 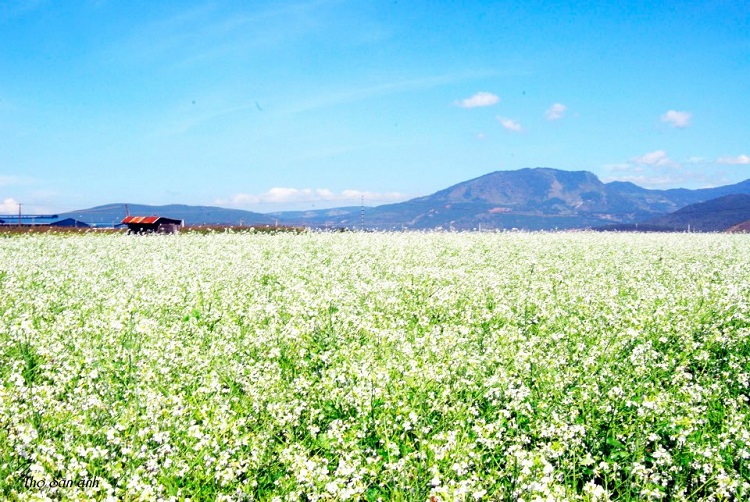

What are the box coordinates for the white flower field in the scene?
[1,231,749,501]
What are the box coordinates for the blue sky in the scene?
[1,0,749,214]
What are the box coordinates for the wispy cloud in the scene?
[106,0,347,72]
[0,175,35,186]
[497,117,522,132]
[154,72,498,136]
[545,103,567,120]
[216,188,407,207]
[456,92,500,109]
[661,110,692,128]
[291,72,498,114]
[717,154,750,165]
[151,92,261,137]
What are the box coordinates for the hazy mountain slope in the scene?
[643,194,750,232]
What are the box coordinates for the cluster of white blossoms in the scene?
[1,231,750,500]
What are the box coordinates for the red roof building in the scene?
[122,215,183,234]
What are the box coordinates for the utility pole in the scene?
[18,203,21,226]
[360,196,365,231]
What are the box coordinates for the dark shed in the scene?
[50,218,90,228]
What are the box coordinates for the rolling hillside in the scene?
[60,203,275,227]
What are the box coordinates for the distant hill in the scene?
[643,194,750,232]
[265,207,362,228]
[60,203,275,227]
[61,169,750,230]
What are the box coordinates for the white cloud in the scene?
[661,110,692,128]
[497,116,522,132]
[216,188,407,207]
[456,92,500,108]
[545,103,567,120]
[717,154,750,165]
[632,150,679,167]
[0,198,20,213]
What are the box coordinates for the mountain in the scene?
[269,168,638,230]
[60,169,750,230]
[60,203,276,227]
[271,168,750,230]
[642,194,750,232]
